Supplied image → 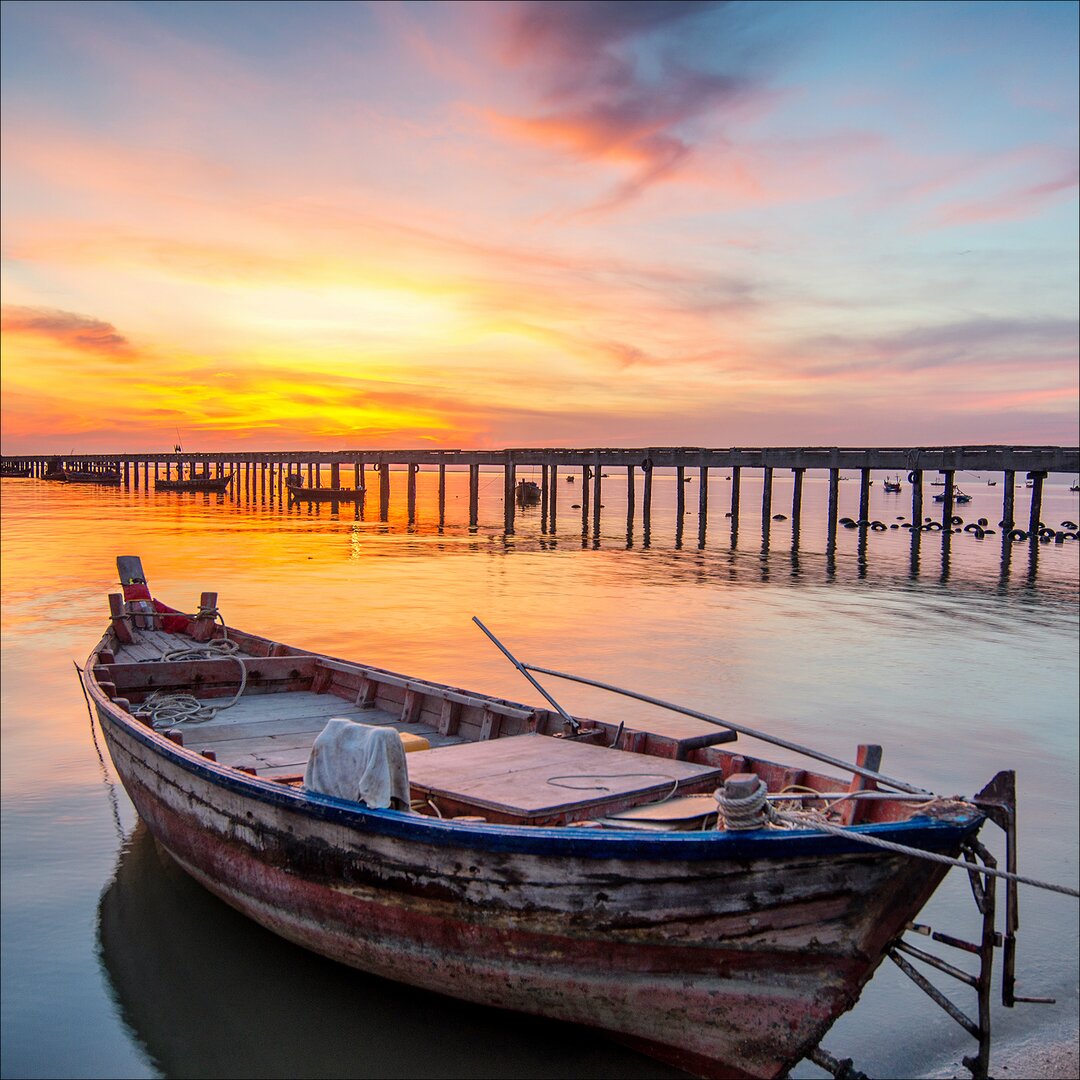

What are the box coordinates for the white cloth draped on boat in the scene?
[303,719,410,810]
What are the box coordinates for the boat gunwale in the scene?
[85,660,984,862]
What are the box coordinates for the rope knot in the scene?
[716,774,777,831]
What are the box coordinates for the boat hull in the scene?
[92,682,978,1079]
[64,470,121,484]
[286,485,365,502]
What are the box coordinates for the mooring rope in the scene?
[773,808,1079,898]
[718,777,1079,899]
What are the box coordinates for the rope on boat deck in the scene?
[718,777,1079,899]
[134,618,248,731]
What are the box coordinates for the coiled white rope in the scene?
[717,777,1079,899]
[134,615,248,730]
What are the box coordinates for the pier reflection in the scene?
[98,824,680,1080]
[15,464,1076,592]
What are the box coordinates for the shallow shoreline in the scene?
[923,1027,1079,1079]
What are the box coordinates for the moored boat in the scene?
[285,474,364,502]
[515,479,541,504]
[156,474,233,493]
[63,467,121,484]
[934,487,972,503]
[83,557,1041,1080]
[0,465,32,477]
[883,475,902,493]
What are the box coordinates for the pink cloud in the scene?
[1,305,132,356]
[933,166,1079,226]
[485,1,760,209]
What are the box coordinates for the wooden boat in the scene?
[156,474,233,494]
[83,557,1007,1080]
[515,479,541,504]
[62,468,121,485]
[934,488,972,504]
[285,475,364,503]
[883,476,902,493]
[0,465,31,477]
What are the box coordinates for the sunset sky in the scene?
[1,0,1077,453]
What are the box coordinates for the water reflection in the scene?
[4,472,1076,606]
[97,825,680,1080]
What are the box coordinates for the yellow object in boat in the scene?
[398,732,430,753]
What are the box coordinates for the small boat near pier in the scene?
[515,479,541,504]
[934,487,972,503]
[62,467,121,485]
[285,474,365,503]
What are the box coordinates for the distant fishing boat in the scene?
[156,474,233,494]
[0,465,31,478]
[515,479,540,504]
[883,476,902,493]
[933,487,972,504]
[1071,478,1079,493]
[285,474,364,503]
[62,467,121,485]
[987,480,997,487]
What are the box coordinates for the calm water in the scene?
[1,471,1077,1079]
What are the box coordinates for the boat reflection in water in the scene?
[97,823,680,1079]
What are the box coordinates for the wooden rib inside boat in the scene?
[83,556,1010,1080]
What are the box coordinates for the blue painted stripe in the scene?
[100,697,984,863]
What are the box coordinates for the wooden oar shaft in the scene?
[471,618,580,733]
[524,663,928,795]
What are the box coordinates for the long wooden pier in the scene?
[3,445,1078,541]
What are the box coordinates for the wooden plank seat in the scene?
[405,733,725,826]
[143,691,465,778]
[94,655,319,699]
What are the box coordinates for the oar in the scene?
[471,617,580,733]
[472,620,928,794]
[523,663,929,794]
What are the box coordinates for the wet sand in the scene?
[990,1034,1079,1080]
[924,1027,1079,1079]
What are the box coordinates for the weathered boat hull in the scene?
[91,673,978,1079]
